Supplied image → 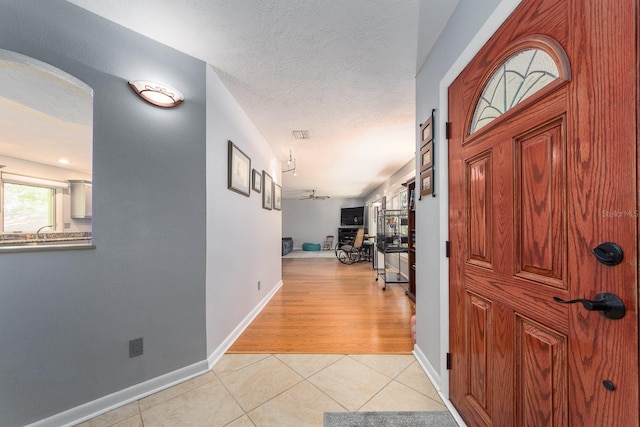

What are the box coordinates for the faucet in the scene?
[36,225,53,239]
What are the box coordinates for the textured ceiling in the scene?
[65,0,457,199]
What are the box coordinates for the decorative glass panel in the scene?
[471,49,559,133]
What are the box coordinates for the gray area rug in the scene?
[324,411,459,427]
[282,249,336,258]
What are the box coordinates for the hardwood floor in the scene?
[228,257,415,354]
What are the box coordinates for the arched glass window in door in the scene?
[470,48,560,133]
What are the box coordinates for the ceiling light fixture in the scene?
[282,150,297,175]
[128,80,184,108]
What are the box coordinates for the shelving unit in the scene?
[375,208,408,290]
[406,178,416,302]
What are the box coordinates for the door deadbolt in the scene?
[592,242,624,266]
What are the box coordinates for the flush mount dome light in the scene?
[128,80,184,108]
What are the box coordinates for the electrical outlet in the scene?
[129,338,143,358]
[258,281,261,290]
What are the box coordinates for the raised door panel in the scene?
[516,317,568,427]
[515,118,566,288]
[466,292,493,421]
[466,152,493,268]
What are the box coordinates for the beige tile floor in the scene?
[75,353,448,427]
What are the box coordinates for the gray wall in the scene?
[282,197,365,249]
[0,1,207,425]
[414,0,507,378]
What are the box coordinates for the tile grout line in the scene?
[349,355,415,380]
[209,368,252,427]
[136,401,143,427]
[351,356,444,405]
[393,361,448,407]
[214,360,260,424]
[273,354,353,413]
[343,355,447,412]
[354,376,396,412]
[91,353,444,426]
[239,353,356,417]
[315,354,396,413]
[239,353,346,415]
[303,377,351,412]
[214,353,272,379]
[217,353,316,423]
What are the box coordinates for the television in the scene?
[340,206,365,226]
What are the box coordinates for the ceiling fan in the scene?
[300,189,330,200]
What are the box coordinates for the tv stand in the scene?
[338,227,367,245]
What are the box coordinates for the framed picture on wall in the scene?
[227,140,251,197]
[262,171,273,210]
[252,169,262,193]
[421,117,432,145]
[420,142,433,172]
[420,169,433,197]
[273,183,282,211]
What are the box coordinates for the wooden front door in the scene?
[448,0,638,426]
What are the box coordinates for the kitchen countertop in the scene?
[0,232,93,251]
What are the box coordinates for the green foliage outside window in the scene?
[3,183,53,232]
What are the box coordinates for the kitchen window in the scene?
[3,182,54,233]
[1,173,67,233]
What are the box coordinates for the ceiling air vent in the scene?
[292,130,310,140]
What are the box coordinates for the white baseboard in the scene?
[27,280,284,427]
[413,344,441,387]
[413,344,467,427]
[207,279,283,368]
[26,360,209,427]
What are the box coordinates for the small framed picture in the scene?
[421,116,432,145]
[228,140,251,197]
[420,169,433,197]
[273,183,282,211]
[420,142,433,172]
[262,171,273,210]
[252,169,262,193]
